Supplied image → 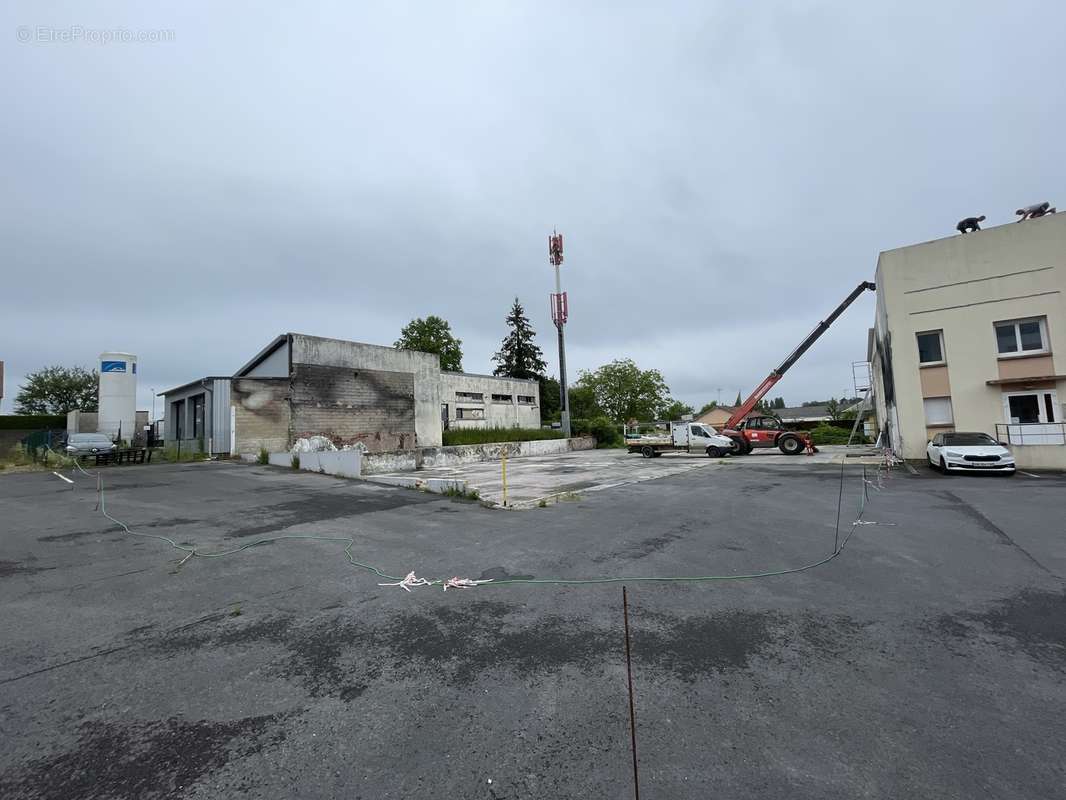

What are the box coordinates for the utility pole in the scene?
[549,230,571,437]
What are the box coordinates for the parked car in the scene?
[65,433,117,456]
[926,432,1015,475]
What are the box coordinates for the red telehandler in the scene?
[721,281,876,456]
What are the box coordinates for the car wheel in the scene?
[641,446,654,459]
[706,446,723,458]
[778,435,803,456]
[940,457,950,474]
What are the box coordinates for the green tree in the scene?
[825,397,842,420]
[734,390,743,406]
[395,315,463,372]
[698,400,718,416]
[773,397,786,409]
[539,376,561,422]
[14,365,98,414]
[660,399,695,421]
[492,297,547,380]
[566,384,603,419]
[577,359,670,422]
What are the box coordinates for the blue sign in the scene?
[101,360,127,373]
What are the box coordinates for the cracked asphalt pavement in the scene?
[1,459,1064,799]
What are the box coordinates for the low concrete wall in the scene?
[1009,445,1066,470]
[268,450,363,478]
[362,436,595,475]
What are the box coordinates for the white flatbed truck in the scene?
[626,422,735,458]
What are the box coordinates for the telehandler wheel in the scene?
[778,434,804,455]
[640,445,655,458]
[728,437,749,455]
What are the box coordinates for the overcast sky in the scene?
[3,1,1064,415]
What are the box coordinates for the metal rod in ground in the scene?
[622,586,640,800]
[833,459,844,553]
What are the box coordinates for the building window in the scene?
[455,391,483,402]
[517,395,535,404]
[994,316,1048,357]
[456,407,484,420]
[1003,390,1058,424]
[491,394,513,403]
[923,396,954,426]
[916,330,944,365]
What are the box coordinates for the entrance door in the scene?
[1002,389,1063,444]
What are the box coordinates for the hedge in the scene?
[0,415,67,430]
[442,427,565,446]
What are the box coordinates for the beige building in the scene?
[870,214,1066,469]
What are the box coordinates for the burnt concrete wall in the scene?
[231,378,290,455]
[290,334,442,447]
[290,364,416,452]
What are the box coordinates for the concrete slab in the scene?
[371,445,887,508]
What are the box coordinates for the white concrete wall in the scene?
[439,371,540,430]
[290,333,443,447]
[875,214,1066,463]
[267,449,363,477]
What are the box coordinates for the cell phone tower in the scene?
[549,230,571,437]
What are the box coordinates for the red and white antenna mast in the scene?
[548,230,571,436]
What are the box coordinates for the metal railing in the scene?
[995,422,1066,446]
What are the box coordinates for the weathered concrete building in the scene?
[440,371,540,430]
[869,214,1066,469]
[160,333,540,456]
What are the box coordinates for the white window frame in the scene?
[1001,389,1058,424]
[994,316,1049,358]
[915,329,946,366]
[923,396,954,426]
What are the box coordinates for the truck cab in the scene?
[671,422,734,456]
[727,415,812,455]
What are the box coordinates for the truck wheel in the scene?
[778,435,803,455]
[706,446,723,458]
[641,446,654,458]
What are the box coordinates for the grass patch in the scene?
[291,454,301,470]
[0,445,75,472]
[442,427,564,446]
[441,485,481,501]
[159,446,206,463]
[257,447,269,465]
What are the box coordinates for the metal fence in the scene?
[995,422,1066,446]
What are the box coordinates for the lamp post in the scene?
[549,231,571,437]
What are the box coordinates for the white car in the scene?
[926,431,1015,475]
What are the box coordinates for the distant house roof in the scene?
[695,405,760,423]
[778,405,831,422]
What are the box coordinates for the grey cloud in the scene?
[2,1,1064,414]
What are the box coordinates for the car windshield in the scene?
[70,434,111,443]
[942,433,997,446]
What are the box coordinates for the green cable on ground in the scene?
[63,451,882,590]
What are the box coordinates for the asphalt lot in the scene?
[1,460,1064,799]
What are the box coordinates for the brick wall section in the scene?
[290,364,416,452]
[231,378,290,455]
